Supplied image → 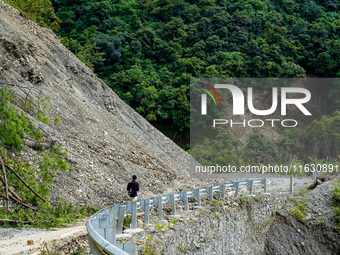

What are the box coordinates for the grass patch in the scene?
[238,196,250,209]
[289,197,308,221]
[143,236,157,255]
[332,180,340,229]
[213,201,224,208]
[123,215,132,230]
[298,188,308,195]
[213,210,221,221]
[170,219,177,224]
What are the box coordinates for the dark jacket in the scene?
[127,180,139,197]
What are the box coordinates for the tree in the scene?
[67,26,105,71]
[5,0,60,30]
[0,87,94,228]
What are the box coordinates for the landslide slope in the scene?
[0,1,201,207]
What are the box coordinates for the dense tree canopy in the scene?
[5,0,60,29]
[50,0,339,146]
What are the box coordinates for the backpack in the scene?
[128,188,133,196]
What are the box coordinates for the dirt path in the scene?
[0,220,88,255]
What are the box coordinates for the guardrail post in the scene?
[116,205,126,235]
[131,201,137,229]
[158,197,163,221]
[144,199,150,225]
[221,184,226,198]
[105,207,116,244]
[195,189,201,206]
[208,187,213,201]
[235,182,239,197]
[127,203,132,214]
[290,175,294,192]
[170,194,176,215]
[99,216,108,238]
[249,180,254,196]
[183,191,189,210]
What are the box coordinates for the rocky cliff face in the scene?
[0,1,214,207]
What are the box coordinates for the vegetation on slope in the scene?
[4,0,61,30]
[0,87,96,228]
[332,180,340,229]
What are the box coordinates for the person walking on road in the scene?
[127,175,139,201]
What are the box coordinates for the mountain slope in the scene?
[0,1,204,207]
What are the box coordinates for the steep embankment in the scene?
[0,1,211,207]
[121,176,340,255]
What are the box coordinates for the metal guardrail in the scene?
[86,179,267,255]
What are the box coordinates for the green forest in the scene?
[4,0,340,167]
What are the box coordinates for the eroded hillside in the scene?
[0,1,214,207]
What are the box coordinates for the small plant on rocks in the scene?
[143,236,157,255]
[288,197,308,221]
[331,180,340,229]
[155,222,164,230]
[123,215,132,230]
